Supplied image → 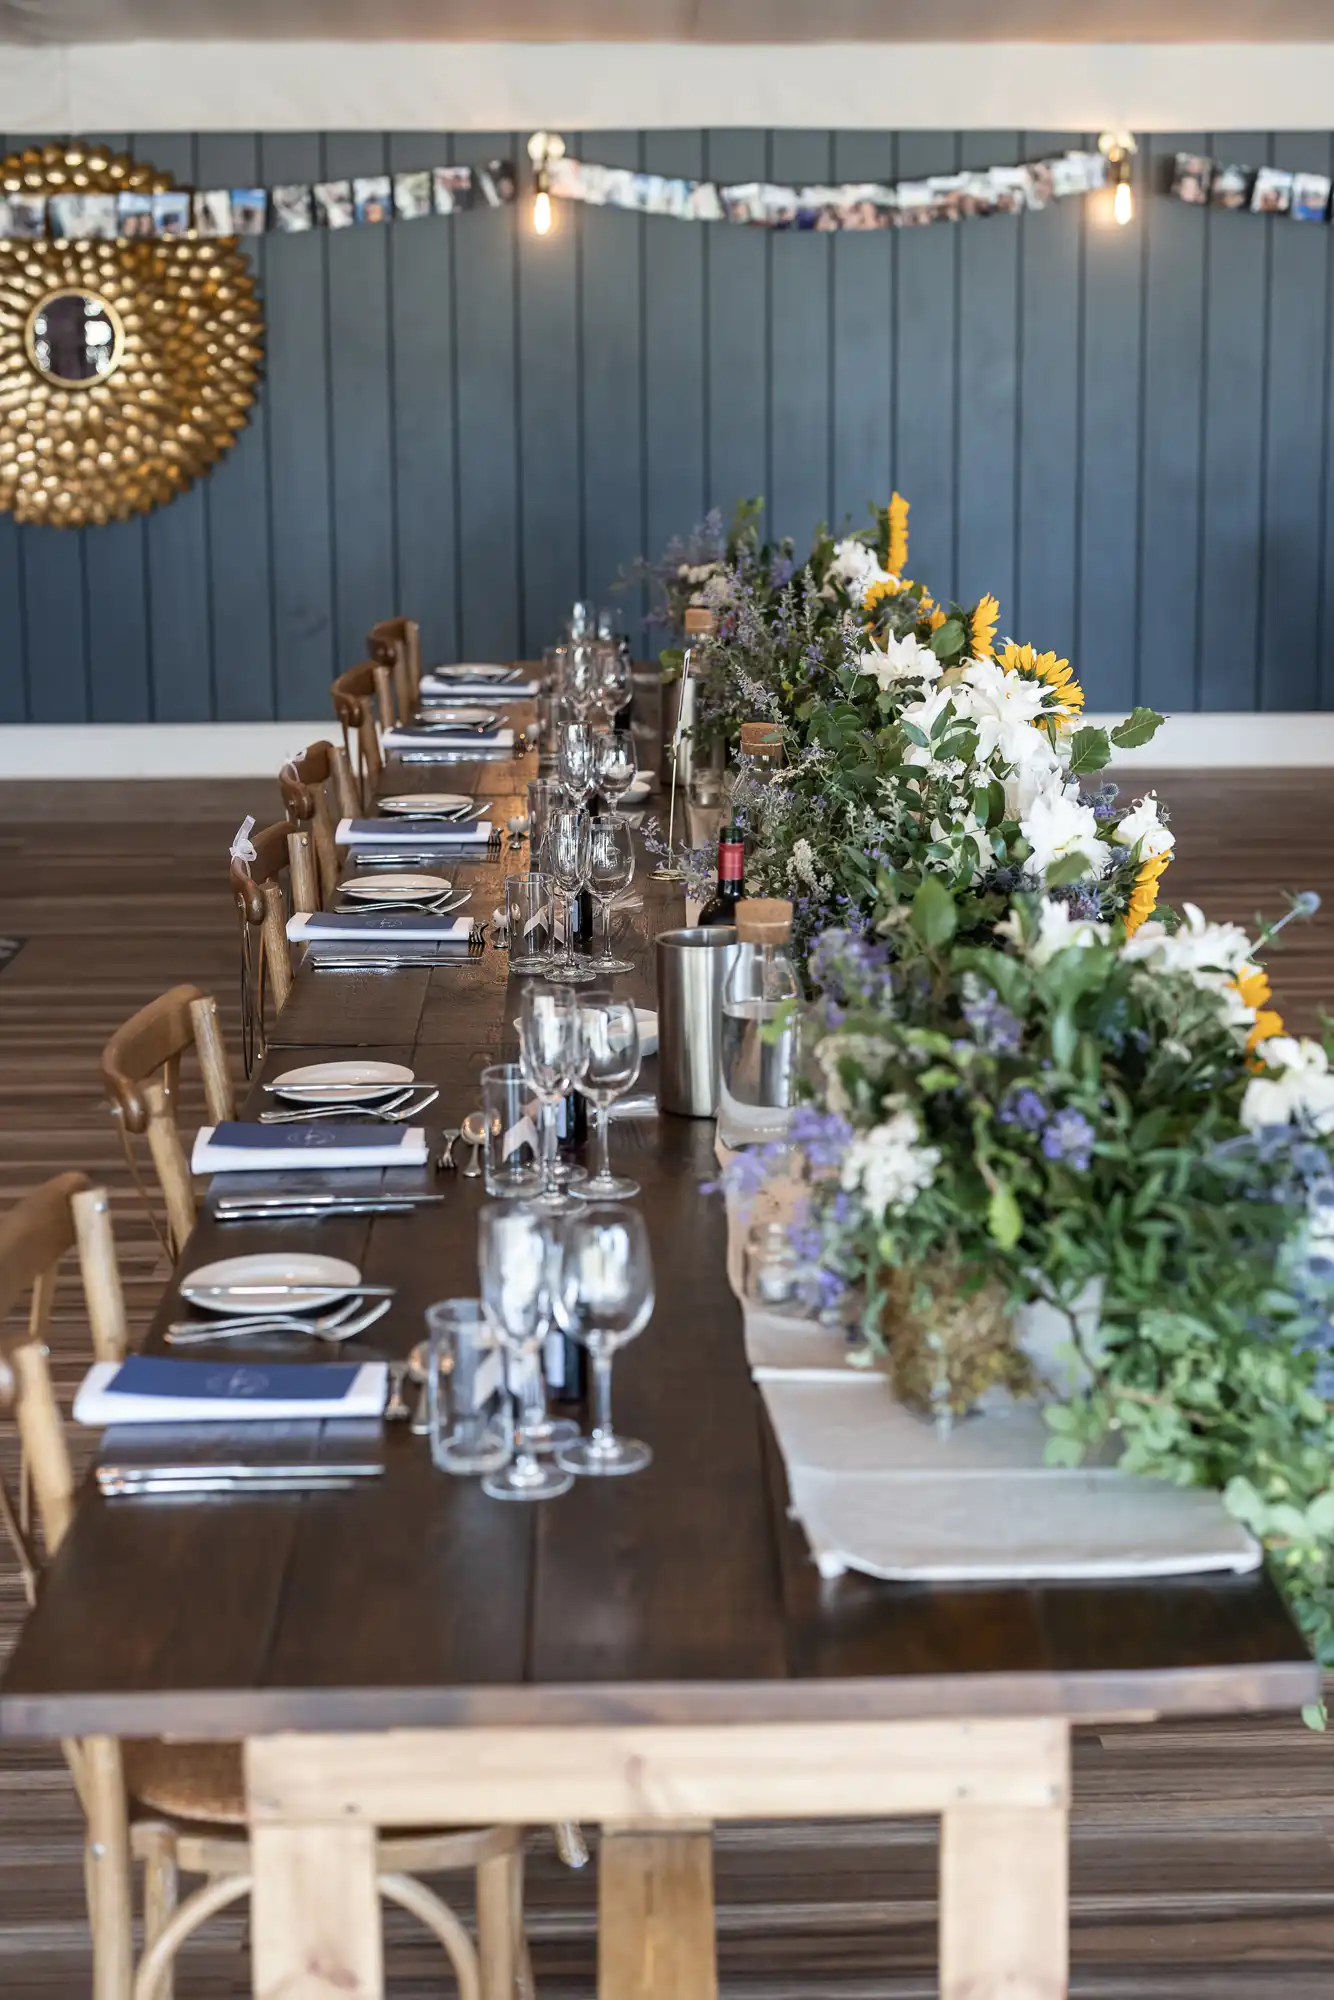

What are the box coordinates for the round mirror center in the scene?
[25,289,125,387]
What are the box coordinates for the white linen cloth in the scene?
[420,673,539,698]
[74,1359,388,1426]
[287,911,473,945]
[382,726,515,753]
[192,1125,430,1173]
[334,817,494,847]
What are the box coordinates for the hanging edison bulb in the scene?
[526,131,566,238]
[1098,131,1138,227]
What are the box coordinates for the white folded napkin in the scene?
[287,911,473,945]
[192,1123,430,1172]
[334,817,494,847]
[421,674,539,698]
[75,1357,389,1426]
[383,726,515,752]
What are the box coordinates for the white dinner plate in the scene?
[415,706,500,727]
[378,793,473,816]
[179,1253,362,1316]
[340,872,453,902]
[621,775,652,801]
[430,663,516,681]
[263,1059,416,1104]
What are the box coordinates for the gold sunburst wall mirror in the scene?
[0,143,263,527]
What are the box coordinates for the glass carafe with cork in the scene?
[720,897,800,1139]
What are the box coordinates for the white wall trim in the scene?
[1,714,1333,779]
[4,41,1334,134]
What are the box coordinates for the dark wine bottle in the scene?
[698,828,745,926]
[544,1327,589,1406]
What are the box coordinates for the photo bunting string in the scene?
[1170,151,1334,222]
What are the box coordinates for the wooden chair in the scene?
[278,739,357,906]
[228,818,320,1070]
[0,1173,531,2000]
[369,615,422,722]
[100,987,236,1260]
[332,661,395,808]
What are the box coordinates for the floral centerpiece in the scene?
[721,888,1334,1680]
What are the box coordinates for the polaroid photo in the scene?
[549,157,588,203]
[432,165,473,214]
[660,178,694,220]
[270,184,313,232]
[896,181,933,228]
[231,187,267,234]
[352,175,392,226]
[1250,166,1294,215]
[958,171,997,220]
[314,179,355,229]
[8,193,45,239]
[1170,153,1213,206]
[49,192,117,240]
[1048,154,1089,199]
[599,168,636,212]
[927,173,964,223]
[990,166,1029,215]
[685,180,724,223]
[473,161,516,208]
[836,184,891,230]
[1210,164,1252,211]
[0,198,11,238]
[193,188,233,236]
[720,182,762,225]
[117,190,155,238]
[1021,161,1054,210]
[757,183,799,228]
[392,170,432,221]
[152,190,191,238]
[1291,171,1332,222]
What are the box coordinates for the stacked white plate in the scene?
[178,1252,364,1316]
[262,1059,417,1105]
[338,873,453,905]
[378,793,475,818]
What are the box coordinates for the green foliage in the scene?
[1111,706,1166,750]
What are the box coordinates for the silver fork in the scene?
[165,1298,393,1345]
[259,1087,439,1125]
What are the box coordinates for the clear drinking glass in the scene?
[526,778,563,867]
[586,814,636,975]
[594,727,638,813]
[519,984,587,1214]
[481,1062,543,1197]
[425,1298,513,1476]
[505,871,557,976]
[477,1206,573,1501]
[568,601,595,641]
[596,646,634,722]
[547,805,596,985]
[574,1000,642,1199]
[552,1206,656,1477]
[557,722,597,806]
[562,643,600,720]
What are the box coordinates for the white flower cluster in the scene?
[1120,900,1250,977]
[788,836,830,894]
[997,896,1111,966]
[1241,1038,1334,1134]
[828,537,892,606]
[856,631,940,691]
[839,1104,940,1218]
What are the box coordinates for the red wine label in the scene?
[718,841,744,882]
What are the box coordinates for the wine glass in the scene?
[586,814,636,975]
[562,644,600,720]
[596,644,634,722]
[552,1206,655,1477]
[594,728,638,815]
[547,805,596,985]
[558,722,597,806]
[575,1000,642,1199]
[518,984,586,1213]
[477,1206,573,1501]
[568,600,595,641]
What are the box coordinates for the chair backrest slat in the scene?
[369,615,421,720]
[279,740,354,903]
[101,986,237,1256]
[330,662,388,810]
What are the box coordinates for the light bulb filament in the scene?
[533,187,552,236]
[1113,177,1133,227]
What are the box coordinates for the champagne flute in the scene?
[575,1000,642,1199]
[596,645,634,722]
[518,985,586,1213]
[586,813,636,975]
[557,722,597,806]
[477,1206,573,1501]
[552,1207,655,1477]
[547,805,596,985]
[594,727,638,815]
[562,644,599,720]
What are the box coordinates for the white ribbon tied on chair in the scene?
[229,815,257,865]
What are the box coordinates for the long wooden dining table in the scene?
[0,708,1321,2000]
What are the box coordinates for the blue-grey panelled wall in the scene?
[3,127,1334,725]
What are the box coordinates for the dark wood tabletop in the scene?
[0,731,1318,1741]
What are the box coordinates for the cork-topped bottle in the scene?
[720,898,800,1132]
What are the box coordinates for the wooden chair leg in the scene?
[140,1827,179,2000]
[84,1739,133,2000]
[476,1844,524,2000]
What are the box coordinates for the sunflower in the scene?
[887,491,909,578]
[997,639,1086,717]
[862,576,900,618]
[927,604,948,633]
[969,593,1000,659]
[1124,850,1171,935]
[1231,962,1285,1051]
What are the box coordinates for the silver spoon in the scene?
[259,1088,439,1126]
[459,1110,486,1178]
[407,1341,431,1436]
[384,1360,412,1422]
[166,1298,393,1345]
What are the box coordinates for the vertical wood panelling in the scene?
[580,133,644,610]
[389,130,460,673]
[643,131,707,573]
[704,130,767,525]
[196,132,275,720]
[1199,132,1270,712]
[830,131,895,536]
[323,132,396,679]
[6,126,1334,720]
[452,130,522,661]
[957,132,1021,616]
[1265,135,1332,711]
[1078,141,1144,713]
[1016,129,1083,658]
[895,133,959,600]
[1139,130,1209,713]
[259,131,333,719]
[769,131,833,551]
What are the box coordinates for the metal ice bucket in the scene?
[655,925,739,1117]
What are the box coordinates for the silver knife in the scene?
[213,1192,442,1211]
[100,1462,385,1485]
[99,1474,361,1497]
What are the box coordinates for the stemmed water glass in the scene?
[518,985,587,1213]
[552,1206,656,1477]
[594,728,638,814]
[596,645,634,722]
[568,601,595,641]
[574,1000,642,1199]
[586,814,636,975]
[477,1206,573,1501]
[562,644,600,720]
[547,806,596,985]
[558,722,597,806]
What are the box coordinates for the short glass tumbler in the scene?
[505,871,557,975]
[425,1299,512,1476]
[481,1063,544,1199]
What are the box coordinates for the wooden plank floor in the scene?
[0,771,1332,1997]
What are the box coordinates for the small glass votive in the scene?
[481,1062,544,1197]
[425,1299,512,1475]
[505,872,557,976]
[744,1220,802,1313]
